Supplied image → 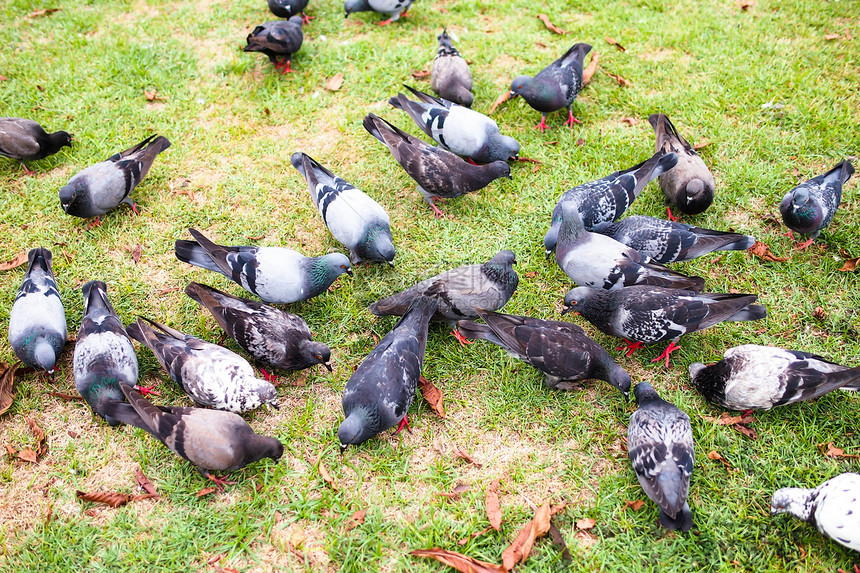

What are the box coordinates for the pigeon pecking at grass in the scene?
[244,16,304,74]
[344,0,415,25]
[430,29,473,108]
[268,0,311,22]
[0,117,71,174]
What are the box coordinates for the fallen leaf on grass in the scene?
[345,509,366,531]
[707,450,732,471]
[246,233,265,241]
[143,89,160,101]
[48,391,84,401]
[319,461,337,489]
[514,156,543,165]
[749,241,788,262]
[454,446,482,467]
[605,72,631,87]
[325,73,344,91]
[411,548,506,573]
[131,244,142,264]
[458,526,494,545]
[605,36,626,51]
[411,69,430,80]
[0,252,28,271]
[582,52,599,85]
[838,257,859,272]
[489,89,511,114]
[820,442,860,459]
[0,75,7,81]
[29,8,60,17]
[155,286,179,296]
[575,517,596,530]
[824,33,840,41]
[0,363,18,417]
[76,490,157,508]
[136,468,158,497]
[16,448,38,463]
[28,417,48,458]
[693,139,711,150]
[537,14,567,35]
[486,479,502,530]
[623,500,645,511]
[501,502,566,570]
[196,486,218,497]
[418,375,445,418]
[737,0,753,10]
[812,306,827,320]
[438,483,470,499]
[620,116,638,126]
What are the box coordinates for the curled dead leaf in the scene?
[411,548,506,573]
[548,522,572,562]
[16,448,38,463]
[707,450,732,471]
[502,502,560,570]
[489,89,511,114]
[136,468,158,497]
[48,391,84,401]
[824,33,840,40]
[820,442,860,459]
[620,116,638,126]
[196,486,218,497]
[438,483,470,499]
[537,14,567,35]
[749,241,788,262]
[623,499,645,511]
[0,363,18,417]
[411,69,430,80]
[838,257,859,272]
[319,461,337,489]
[515,156,543,165]
[605,72,631,87]
[454,446,482,467]
[604,36,626,51]
[693,139,711,150]
[575,517,596,530]
[582,52,599,85]
[28,8,60,17]
[325,73,344,91]
[486,479,502,530]
[0,251,28,271]
[458,526,493,546]
[28,417,48,459]
[76,490,157,508]
[143,89,159,101]
[418,376,445,418]
[345,509,366,531]
[246,233,265,241]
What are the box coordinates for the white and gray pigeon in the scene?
[185,282,332,381]
[563,285,767,367]
[344,0,414,25]
[126,316,279,414]
[510,43,592,132]
[689,344,860,411]
[244,16,304,74]
[649,113,715,220]
[339,296,437,450]
[388,85,519,164]
[0,117,71,174]
[430,29,473,108]
[175,227,351,304]
[544,151,678,255]
[8,248,67,375]
[627,382,694,532]
[554,202,705,292]
[268,0,310,21]
[59,134,170,222]
[779,160,854,250]
[456,308,631,398]
[592,215,755,264]
[290,151,395,265]
[771,472,860,552]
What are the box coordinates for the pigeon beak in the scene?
[346,268,353,277]
[344,12,349,18]
[561,305,576,315]
[339,444,348,454]
[385,260,395,268]
[544,250,553,260]
[324,361,333,372]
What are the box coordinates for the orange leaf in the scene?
[838,257,859,272]
[489,89,511,114]
[0,363,18,417]
[16,448,38,463]
[27,417,48,459]
[458,526,494,546]
[502,502,553,570]
[136,468,158,497]
[486,479,502,530]
[575,517,596,530]
[196,486,218,497]
[131,244,142,264]
[325,73,344,91]
[0,251,28,271]
[537,14,567,35]
[824,33,840,40]
[28,8,60,17]
[582,52,599,85]
[524,271,537,279]
[76,490,156,508]
[693,139,711,150]
[319,461,337,489]
[454,446,482,467]
[410,548,506,573]
[821,442,860,459]
[604,36,626,52]
[707,450,732,470]
[438,483,470,499]
[345,509,366,531]
[749,241,788,262]
[623,500,645,511]
[143,89,159,101]
[605,72,631,87]
[620,116,638,126]
[411,69,430,80]
[418,376,445,418]
[48,391,84,401]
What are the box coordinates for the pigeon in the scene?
[369,250,518,343]
[388,85,519,164]
[73,281,144,427]
[627,382,694,532]
[456,308,631,398]
[59,134,170,223]
[175,228,351,304]
[779,160,854,250]
[268,0,310,22]
[290,152,395,265]
[544,151,679,255]
[430,29,473,108]
[771,472,860,552]
[510,43,592,132]
[362,113,511,217]
[244,17,304,74]
[591,215,756,264]
[689,344,860,411]
[0,117,71,174]
[339,296,437,450]
[185,282,332,381]
[126,316,279,414]
[116,385,284,489]
[8,248,67,375]
[344,0,415,25]
[649,113,715,220]
[563,285,767,366]
[554,202,706,292]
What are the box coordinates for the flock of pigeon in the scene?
[1,0,859,557]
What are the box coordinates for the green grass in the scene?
[1,0,859,570]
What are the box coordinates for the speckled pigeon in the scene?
[430,29,473,107]
[779,160,854,250]
[0,117,71,174]
[268,0,310,22]
[244,17,303,74]
[344,0,415,25]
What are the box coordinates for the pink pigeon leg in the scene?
[563,110,582,126]
[616,339,645,356]
[205,472,237,492]
[135,383,160,397]
[451,328,474,347]
[393,414,411,435]
[534,116,549,132]
[795,237,815,250]
[666,206,681,222]
[259,367,278,384]
[651,341,681,368]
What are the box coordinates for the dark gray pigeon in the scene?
[689,344,860,411]
[290,152,395,265]
[244,16,304,73]
[185,282,332,381]
[389,85,519,164]
[456,308,631,398]
[0,117,71,174]
[363,113,511,217]
[268,0,310,21]
[592,215,755,264]
[563,285,767,367]
[779,160,854,250]
[116,385,284,489]
[430,29,473,108]
[771,472,860,552]
[8,248,67,375]
[344,0,415,25]
[126,316,279,414]
[175,227,351,304]
[510,43,591,131]
[555,202,705,292]
[59,134,170,223]
[649,113,715,220]
[544,151,678,255]
[339,296,437,450]
[627,382,694,532]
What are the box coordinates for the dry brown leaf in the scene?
[749,241,788,262]
[812,306,827,320]
[28,417,48,459]
[29,8,60,17]
[0,251,28,271]
[143,89,159,101]
[131,244,142,264]
[0,75,7,81]
[515,156,543,165]
[735,424,758,440]
[707,450,732,470]
[418,375,445,418]
[319,461,337,489]
[486,479,502,530]
[0,363,18,417]
[325,73,344,91]
[824,33,840,40]
[605,72,631,87]
[537,14,567,35]
[16,448,38,463]
[438,483,470,499]
[502,502,554,570]
[155,287,179,296]
[196,486,218,497]
[76,490,156,508]
[410,548,506,573]
[838,257,859,272]
[48,391,84,401]
[605,36,626,51]
[737,0,753,10]
[136,468,158,497]
[821,442,860,459]
[620,116,638,126]
[489,89,511,114]
[345,509,366,531]
[246,233,265,241]
[623,499,645,511]
[582,52,599,85]
[454,446,482,467]
[693,139,711,150]
[575,517,596,530]
[411,69,430,80]
[458,526,494,546]
[207,554,225,566]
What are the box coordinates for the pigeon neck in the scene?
[772,488,815,522]
[558,211,585,243]
[245,435,284,464]
[690,361,729,405]
[481,261,517,292]
[34,341,58,374]
[307,258,338,289]
[338,407,380,448]
[47,131,72,153]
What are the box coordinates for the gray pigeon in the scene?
[555,202,705,292]
[456,308,631,398]
[779,160,854,250]
[185,282,332,381]
[344,0,415,25]
[771,472,860,552]
[175,228,351,304]
[58,134,170,223]
[592,215,755,264]
[510,43,591,131]
[73,281,144,427]
[116,385,284,489]
[126,317,279,414]
[244,17,303,74]
[363,113,511,217]
[627,382,694,532]
[649,113,715,220]
[388,85,519,164]
[339,296,437,450]
[8,248,67,375]
[430,29,473,108]
[563,285,767,367]
[689,344,860,411]
[0,117,71,174]
[268,0,310,21]
[290,152,395,265]
[544,151,678,255]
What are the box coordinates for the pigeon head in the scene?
[562,286,590,313]
[363,227,396,264]
[437,28,453,47]
[33,341,59,375]
[606,364,632,400]
[312,253,352,287]
[344,0,369,17]
[484,250,516,269]
[510,75,533,98]
[287,14,303,27]
[59,179,85,212]
[557,202,585,243]
[489,135,520,162]
[682,179,713,214]
[486,160,512,180]
[299,339,333,372]
[632,382,660,404]
[770,488,813,521]
[50,130,73,151]
[246,435,285,465]
[780,188,822,233]
[338,407,378,451]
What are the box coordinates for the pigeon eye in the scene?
[316,354,323,360]
[341,265,347,269]
[569,301,577,305]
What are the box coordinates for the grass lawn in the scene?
[1,0,859,570]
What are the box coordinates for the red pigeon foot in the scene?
[651,341,681,368]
